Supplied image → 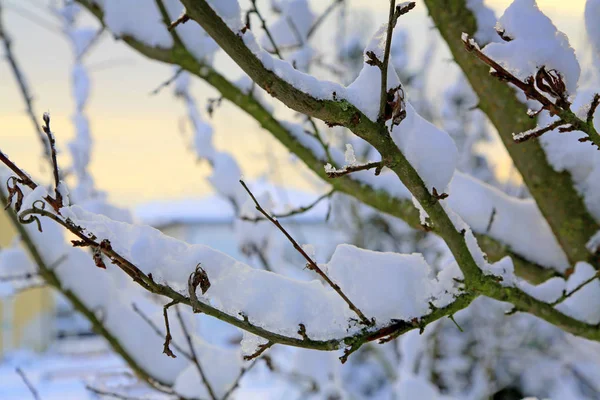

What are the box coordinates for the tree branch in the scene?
[75,0,559,284]
[240,179,373,326]
[423,0,600,270]
[174,307,218,400]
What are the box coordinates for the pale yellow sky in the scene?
[0,0,591,207]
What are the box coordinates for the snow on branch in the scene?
[462,0,600,149]
[0,131,476,361]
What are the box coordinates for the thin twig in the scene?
[306,0,343,39]
[169,12,190,31]
[162,299,180,358]
[16,367,40,400]
[240,180,373,326]
[551,272,600,306]
[306,116,333,163]
[76,27,104,61]
[41,113,63,207]
[221,358,261,400]
[150,68,184,95]
[246,0,282,59]
[379,0,396,122]
[131,302,193,360]
[326,161,383,178]
[513,119,568,143]
[240,189,334,222]
[174,307,218,400]
[0,272,38,282]
[0,151,37,190]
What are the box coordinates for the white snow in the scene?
[482,0,580,95]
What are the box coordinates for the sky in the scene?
[0,0,591,207]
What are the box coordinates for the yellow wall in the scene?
[0,208,54,356]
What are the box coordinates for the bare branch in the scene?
[162,299,180,358]
[244,341,274,361]
[306,0,343,39]
[131,303,193,360]
[513,119,568,143]
[175,307,218,400]
[86,386,146,400]
[168,12,190,31]
[551,272,600,306]
[16,367,40,400]
[41,113,63,207]
[379,0,396,122]
[221,358,261,400]
[150,68,184,95]
[325,161,383,178]
[240,179,373,326]
[246,0,283,59]
[379,1,415,122]
[0,271,38,282]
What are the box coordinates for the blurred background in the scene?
[0,0,598,399]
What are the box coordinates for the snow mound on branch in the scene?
[483,0,580,95]
[327,245,463,321]
[539,87,600,221]
[448,172,569,272]
[174,340,242,399]
[60,206,462,336]
[556,262,600,324]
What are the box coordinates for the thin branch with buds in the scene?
[174,307,218,400]
[41,113,63,207]
[463,34,600,149]
[551,272,600,306]
[131,303,193,360]
[240,189,335,222]
[239,179,373,326]
[16,367,40,400]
